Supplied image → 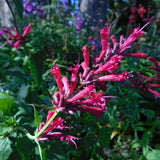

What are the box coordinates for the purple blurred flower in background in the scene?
[23,0,44,17]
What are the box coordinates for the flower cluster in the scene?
[37,23,156,148]
[23,0,44,17]
[37,111,79,148]
[0,24,32,49]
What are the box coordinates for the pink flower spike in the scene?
[14,40,21,49]
[119,27,144,53]
[100,26,110,51]
[81,45,90,70]
[23,24,32,37]
[97,72,131,82]
[68,85,95,103]
[50,64,63,95]
[125,53,147,58]
[68,64,80,95]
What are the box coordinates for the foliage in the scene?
[0,0,160,160]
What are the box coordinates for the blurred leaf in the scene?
[0,92,17,115]
[145,149,160,160]
[29,53,45,89]
[12,0,23,19]
[16,136,34,160]
[33,105,41,128]
[0,138,13,160]
[8,67,26,78]
[17,84,29,101]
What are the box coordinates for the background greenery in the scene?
[0,0,160,159]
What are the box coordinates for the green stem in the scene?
[15,127,35,140]
[35,140,43,160]
[143,74,157,83]
[35,110,59,139]
[5,0,19,32]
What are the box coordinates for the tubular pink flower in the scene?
[81,45,90,70]
[45,111,70,133]
[62,76,70,96]
[72,92,107,110]
[50,64,63,95]
[39,132,80,149]
[68,85,95,103]
[149,84,160,88]
[68,64,80,95]
[38,111,79,148]
[97,72,131,82]
[100,26,110,51]
[125,53,147,58]
[14,40,21,49]
[94,55,123,74]
[119,27,144,53]
[97,27,110,62]
[23,23,32,37]
[147,88,160,98]
[77,106,104,118]
[148,56,159,67]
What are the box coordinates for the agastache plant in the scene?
[22,21,160,157]
[0,24,32,49]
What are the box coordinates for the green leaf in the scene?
[35,140,47,160]
[16,136,34,160]
[17,84,29,101]
[12,0,23,19]
[145,150,160,160]
[0,92,17,115]
[0,138,13,160]
[33,105,41,128]
[29,53,45,89]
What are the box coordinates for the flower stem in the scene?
[143,74,157,83]
[35,110,59,139]
[5,0,19,32]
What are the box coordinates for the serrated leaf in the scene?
[0,138,13,160]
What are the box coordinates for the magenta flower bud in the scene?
[23,23,32,37]
[50,64,63,95]
[100,27,110,51]
[97,72,131,82]
[14,40,21,49]
[149,84,160,88]
[81,45,90,70]
[69,64,80,95]
[126,53,147,58]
